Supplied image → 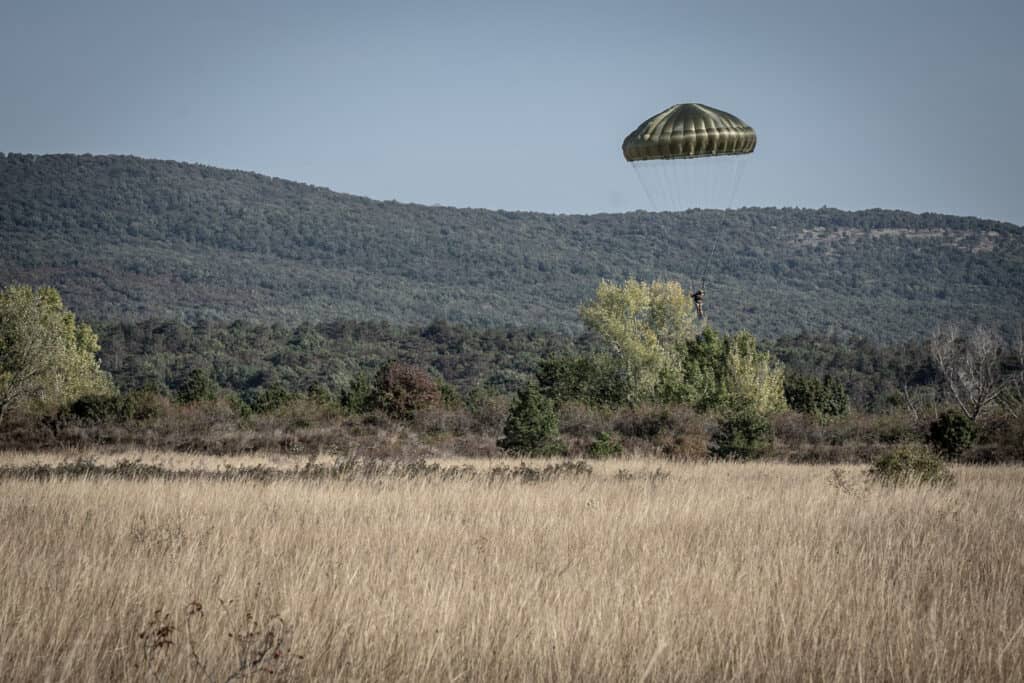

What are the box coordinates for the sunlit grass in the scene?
[1,453,1022,680]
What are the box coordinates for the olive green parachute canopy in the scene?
[622,103,756,162]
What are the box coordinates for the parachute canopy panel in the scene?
[622,103,756,162]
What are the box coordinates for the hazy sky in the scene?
[3,0,1023,224]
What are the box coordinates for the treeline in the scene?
[90,316,941,413]
[3,153,1022,339]
[93,317,581,399]
[3,282,1022,465]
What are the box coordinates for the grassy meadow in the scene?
[1,453,1023,681]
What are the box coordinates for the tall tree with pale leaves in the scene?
[0,285,113,422]
[579,279,698,403]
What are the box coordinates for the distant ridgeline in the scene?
[2,153,1021,340]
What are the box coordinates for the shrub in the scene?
[246,384,296,414]
[927,411,977,459]
[341,372,374,414]
[586,431,623,458]
[984,415,1024,462]
[784,373,849,417]
[306,383,336,406]
[66,393,130,422]
[614,407,676,439]
[868,443,954,486]
[498,385,564,456]
[174,369,218,404]
[537,353,628,406]
[463,387,511,434]
[66,389,165,422]
[371,362,442,419]
[709,409,774,460]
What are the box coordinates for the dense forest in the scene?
[92,316,937,414]
[3,153,1022,340]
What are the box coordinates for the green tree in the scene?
[580,279,698,403]
[0,285,112,422]
[498,385,564,455]
[784,373,849,417]
[174,368,218,404]
[720,331,787,414]
[709,409,774,460]
[666,328,786,415]
[927,411,977,459]
[536,353,628,406]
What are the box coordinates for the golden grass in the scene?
[1,453,1023,681]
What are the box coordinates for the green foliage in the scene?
[2,154,1022,340]
[580,279,698,403]
[927,411,977,459]
[536,353,628,406]
[93,317,569,401]
[578,281,785,414]
[246,384,296,414]
[174,368,218,404]
[0,284,113,421]
[306,382,336,406]
[709,409,774,460]
[869,443,955,486]
[586,431,624,458]
[341,372,375,414]
[498,385,564,456]
[65,389,164,422]
[784,373,849,417]
[769,333,938,412]
[664,328,786,415]
[371,361,442,419]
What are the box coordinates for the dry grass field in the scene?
[1,452,1023,681]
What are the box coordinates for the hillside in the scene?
[2,153,1022,339]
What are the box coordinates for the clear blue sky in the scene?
[3,0,1023,224]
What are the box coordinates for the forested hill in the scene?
[2,153,1022,340]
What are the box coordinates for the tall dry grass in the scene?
[1,455,1023,681]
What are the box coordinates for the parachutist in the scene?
[692,289,705,319]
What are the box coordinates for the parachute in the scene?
[622,103,756,162]
[623,103,756,211]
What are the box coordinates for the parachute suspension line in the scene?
[710,155,750,288]
[633,162,660,281]
[698,238,721,289]
[727,156,748,210]
[631,163,657,211]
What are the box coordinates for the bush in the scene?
[341,372,374,414]
[868,443,954,486]
[306,383,336,406]
[498,385,564,456]
[536,353,628,406]
[586,431,623,458]
[174,369,218,404]
[371,362,442,419]
[66,393,129,422]
[784,373,849,417]
[927,411,977,459]
[66,389,164,422]
[245,384,296,414]
[613,407,677,439]
[983,415,1024,462]
[709,409,774,460]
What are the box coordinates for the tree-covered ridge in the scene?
[2,153,1022,339]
